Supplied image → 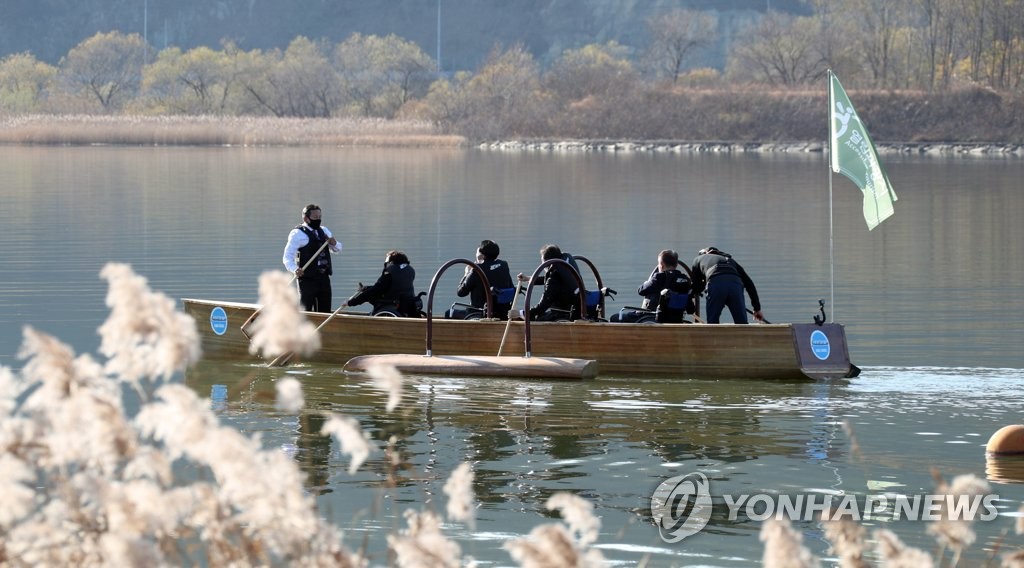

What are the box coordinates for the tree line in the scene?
[1,2,1023,142]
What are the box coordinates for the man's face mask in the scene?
[308,218,322,230]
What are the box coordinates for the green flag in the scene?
[828,70,897,230]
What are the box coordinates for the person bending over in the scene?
[690,246,763,324]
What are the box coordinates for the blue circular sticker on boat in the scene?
[210,306,228,336]
[810,329,830,360]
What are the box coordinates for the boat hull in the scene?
[182,298,856,380]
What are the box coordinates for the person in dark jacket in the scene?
[453,239,514,319]
[690,246,763,324]
[520,244,580,321]
[342,250,418,317]
[282,203,342,313]
[613,249,692,323]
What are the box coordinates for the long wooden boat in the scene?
[181,296,858,380]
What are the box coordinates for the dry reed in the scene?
[247,270,320,360]
[2,262,363,566]
[874,529,934,568]
[387,509,463,568]
[0,114,465,147]
[443,462,476,528]
[823,517,870,568]
[504,492,607,567]
[275,377,304,414]
[926,469,992,566]
[760,518,820,568]
[367,362,404,413]
[321,412,377,475]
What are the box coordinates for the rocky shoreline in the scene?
[479,140,1024,158]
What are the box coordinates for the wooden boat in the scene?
[181,300,857,380]
[182,257,858,380]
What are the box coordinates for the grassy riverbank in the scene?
[0,114,465,147]
[3,83,1023,154]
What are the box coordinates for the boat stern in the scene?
[791,323,859,379]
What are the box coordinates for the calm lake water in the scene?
[1,146,1021,565]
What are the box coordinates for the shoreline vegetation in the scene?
[0,114,464,148]
[2,114,1022,157]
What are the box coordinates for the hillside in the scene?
[2,0,808,70]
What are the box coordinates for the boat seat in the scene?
[615,290,692,324]
[539,287,616,322]
[448,287,516,320]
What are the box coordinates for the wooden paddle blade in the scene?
[267,352,294,367]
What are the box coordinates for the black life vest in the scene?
[296,225,332,278]
[380,262,416,312]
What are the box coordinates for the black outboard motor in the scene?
[813,299,827,326]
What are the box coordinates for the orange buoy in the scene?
[986,425,1024,456]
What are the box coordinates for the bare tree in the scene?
[333,33,435,118]
[645,9,718,84]
[543,41,637,104]
[242,37,339,118]
[837,0,909,88]
[144,46,235,114]
[57,31,148,112]
[728,13,828,86]
[0,52,56,113]
[425,43,548,140]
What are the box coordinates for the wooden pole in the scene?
[240,239,331,337]
[496,280,523,356]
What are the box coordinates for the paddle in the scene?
[746,308,770,324]
[496,279,524,356]
[267,304,347,367]
[240,239,332,338]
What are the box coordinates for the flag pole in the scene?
[829,151,835,323]
[827,70,836,323]
[827,69,898,323]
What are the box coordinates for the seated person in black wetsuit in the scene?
[449,239,515,319]
[341,250,419,317]
[612,249,693,323]
[520,244,580,322]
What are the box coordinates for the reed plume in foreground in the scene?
[504,492,607,567]
[387,509,463,568]
[275,376,305,413]
[823,517,870,568]
[874,529,934,568]
[321,413,378,475]
[248,270,321,359]
[926,471,991,565]
[443,462,476,528]
[98,262,201,391]
[0,263,362,566]
[760,518,820,568]
[367,362,404,412]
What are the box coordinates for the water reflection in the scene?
[184,361,961,565]
[987,456,1024,485]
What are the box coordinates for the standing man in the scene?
[690,246,763,324]
[283,204,342,313]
